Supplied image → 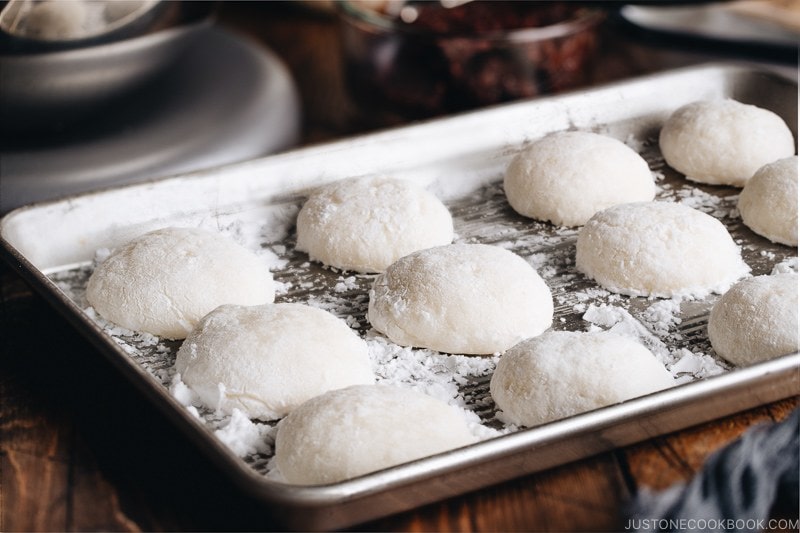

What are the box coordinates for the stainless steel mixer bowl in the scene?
[0,2,212,138]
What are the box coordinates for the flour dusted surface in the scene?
[504,131,655,227]
[175,303,374,420]
[85,227,275,339]
[49,129,798,481]
[368,243,554,355]
[738,156,798,247]
[296,176,454,273]
[659,99,795,187]
[274,384,478,485]
[491,331,674,427]
[576,202,750,298]
[708,274,799,366]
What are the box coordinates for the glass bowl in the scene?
[339,0,605,124]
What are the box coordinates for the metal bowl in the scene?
[0,0,166,50]
[0,2,212,139]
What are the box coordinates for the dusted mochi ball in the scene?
[274,385,477,485]
[504,131,655,227]
[659,99,795,186]
[708,274,799,367]
[368,243,554,354]
[86,227,274,339]
[175,303,374,420]
[738,156,798,247]
[295,176,454,272]
[22,0,88,39]
[576,202,750,298]
[490,331,674,427]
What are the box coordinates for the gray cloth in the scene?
[627,408,799,532]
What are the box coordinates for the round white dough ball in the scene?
[274,384,477,485]
[738,156,798,247]
[295,176,454,273]
[86,227,275,339]
[504,131,655,227]
[175,303,374,420]
[490,331,674,427]
[576,202,750,298]
[368,243,554,354]
[708,274,799,366]
[659,99,795,187]
[23,0,88,39]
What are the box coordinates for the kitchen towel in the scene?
[627,407,799,532]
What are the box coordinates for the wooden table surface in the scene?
[1,2,798,531]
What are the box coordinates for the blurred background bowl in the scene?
[0,0,167,51]
[0,1,213,140]
[338,0,605,124]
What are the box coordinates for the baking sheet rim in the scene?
[1,61,798,529]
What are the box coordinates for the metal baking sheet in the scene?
[1,63,798,531]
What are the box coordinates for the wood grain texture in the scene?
[357,453,630,532]
[621,398,799,492]
[0,450,70,532]
[216,1,362,143]
[0,269,282,531]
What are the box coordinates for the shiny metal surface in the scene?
[1,63,797,531]
[0,2,212,135]
[0,0,162,44]
[0,27,301,214]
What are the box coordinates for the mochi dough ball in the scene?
[175,303,374,420]
[296,176,454,273]
[708,274,799,366]
[504,131,655,227]
[490,331,674,427]
[738,156,798,247]
[23,0,88,39]
[659,99,795,187]
[576,202,750,298]
[368,243,554,354]
[274,384,477,485]
[86,227,275,339]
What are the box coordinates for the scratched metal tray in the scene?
[1,64,798,531]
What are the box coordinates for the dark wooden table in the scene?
[2,2,798,531]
